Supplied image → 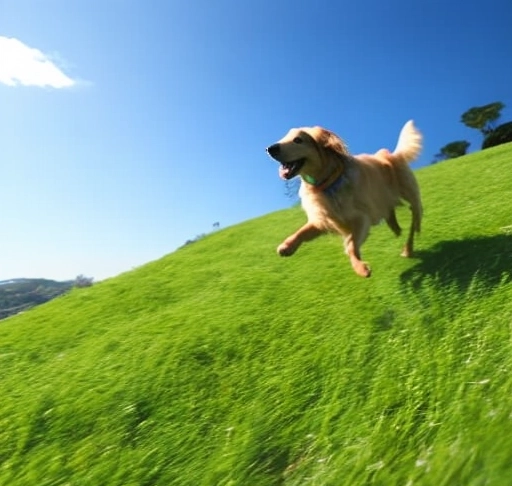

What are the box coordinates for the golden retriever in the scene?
[266,120,423,277]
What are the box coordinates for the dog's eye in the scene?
[293,137,303,144]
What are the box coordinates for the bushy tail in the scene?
[393,120,422,163]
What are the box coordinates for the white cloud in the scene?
[0,36,76,88]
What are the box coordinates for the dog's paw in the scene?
[353,261,372,278]
[277,242,295,257]
[401,245,413,258]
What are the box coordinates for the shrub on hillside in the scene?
[74,275,94,288]
[482,121,512,149]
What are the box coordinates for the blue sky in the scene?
[1,0,511,281]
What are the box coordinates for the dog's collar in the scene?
[303,164,347,195]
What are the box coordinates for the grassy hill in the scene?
[1,144,511,485]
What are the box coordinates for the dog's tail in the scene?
[393,120,422,164]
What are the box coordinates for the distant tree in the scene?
[74,274,94,288]
[461,102,505,136]
[482,121,512,149]
[180,233,207,248]
[433,140,471,163]
[180,223,219,250]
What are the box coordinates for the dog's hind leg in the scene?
[401,203,421,257]
[397,172,422,257]
[277,222,323,257]
[401,217,415,257]
[386,210,402,236]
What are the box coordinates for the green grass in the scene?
[1,144,512,485]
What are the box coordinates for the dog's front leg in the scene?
[344,219,372,277]
[344,235,371,277]
[277,222,323,257]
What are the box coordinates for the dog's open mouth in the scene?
[279,159,305,180]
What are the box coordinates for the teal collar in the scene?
[303,165,348,196]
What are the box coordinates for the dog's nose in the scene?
[267,143,280,158]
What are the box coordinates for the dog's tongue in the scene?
[279,165,290,180]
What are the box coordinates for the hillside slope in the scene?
[1,144,511,485]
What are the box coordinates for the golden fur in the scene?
[266,121,423,277]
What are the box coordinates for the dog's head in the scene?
[266,126,348,181]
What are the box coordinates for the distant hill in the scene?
[0,278,73,319]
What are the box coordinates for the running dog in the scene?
[266,121,423,277]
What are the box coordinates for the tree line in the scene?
[434,101,512,163]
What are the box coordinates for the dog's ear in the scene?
[311,127,348,156]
